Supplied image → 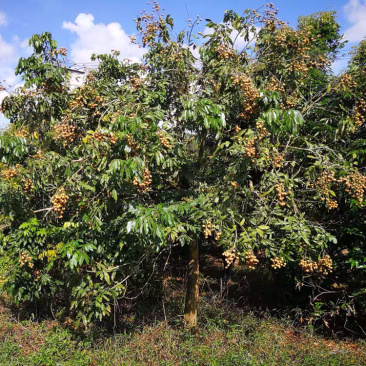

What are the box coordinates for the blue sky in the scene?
[1,0,366,127]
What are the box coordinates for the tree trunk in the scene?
[184,240,199,328]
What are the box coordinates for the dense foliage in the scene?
[1,3,366,333]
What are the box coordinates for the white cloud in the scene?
[343,0,366,42]
[0,11,7,27]
[0,12,30,129]
[62,13,145,64]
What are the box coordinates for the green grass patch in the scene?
[0,303,365,366]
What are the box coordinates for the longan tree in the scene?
[1,3,366,331]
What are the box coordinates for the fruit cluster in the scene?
[91,131,118,145]
[109,133,118,145]
[244,251,259,269]
[216,44,235,60]
[314,171,340,209]
[14,128,28,138]
[19,252,34,268]
[231,74,259,120]
[266,76,285,93]
[318,255,333,275]
[202,219,215,239]
[338,73,357,90]
[86,71,96,83]
[275,183,287,207]
[57,47,68,56]
[133,168,152,193]
[234,125,241,133]
[315,171,336,196]
[21,178,33,193]
[283,92,299,109]
[290,59,308,73]
[339,172,366,206]
[33,270,40,281]
[51,187,69,219]
[244,138,256,159]
[299,258,318,273]
[271,256,286,269]
[223,248,239,269]
[130,76,142,91]
[215,231,222,240]
[272,151,284,168]
[54,122,76,145]
[354,99,366,127]
[132,1,167,48]
[157,131,172,149]
[325,198,338,210]
[256,121,269,140]
[126,134,139,151]
[1,166,18,180]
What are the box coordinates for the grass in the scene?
[1,301,365,366]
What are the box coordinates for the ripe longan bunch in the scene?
[231,74,259,120]
[14,128,28,138]
[126,134,139,151]
[130,76,142,90]
[133,168,152,193]
[315,171,336,197]
[109,133,118,145]
[51,187,69,219]
[92,131,114,143]
[1,166,18,180]
[33,270,40,281]
[202,219,215,239]
[69,93,87,109]
[272,151,284,168]
[299,258,318,273]
[244,251,259,269]
[290,60,308,74]
[214,231,222,240]
[19,252,33,268]
[244,138,256,158]
[338,73,357,90]
[275,183,287,207]
[86,71,96,83]
[271,256,286,269]
[318,255,333,275]
[215,44,235,60]
[56,47,68,56]
[223,248,239,269]
[54,122,76,145]
[284,92,299,109]
[325,197,338,210]
[21,178,33,193]
[266,76,285,93]
[157,131,172,149]
[354,99,366,127]
[339,172,366,206]
[256,121,269,140]
[234,125,241,133]
[133,1,169,48]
